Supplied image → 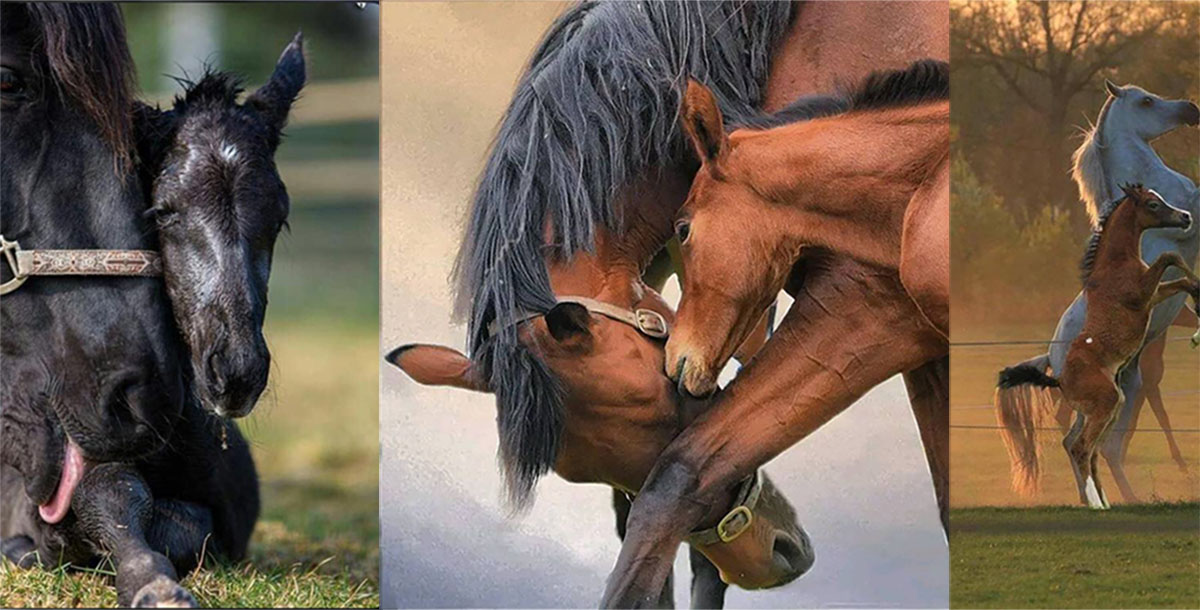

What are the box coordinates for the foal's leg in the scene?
[1101,361,1142,503]
[1061,414,1087,504]
[613,490,676,609]
[1065,378,1120,509]
[902,356,949,534]
[71,463,197,608]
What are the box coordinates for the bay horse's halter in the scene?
[486,295,670,340]
[488,294,764,544]
[0,235,162,295]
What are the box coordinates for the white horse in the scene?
[998,80,1199,505]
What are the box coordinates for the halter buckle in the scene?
[0,236,28,295]
[635,308,669,339]
[716,505,753,543]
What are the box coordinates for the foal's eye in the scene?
[1140,97,1154,107]
[0,67,26,96]
[146,207,179,227]
[1148,200,1160,211]
[675,220,692,244]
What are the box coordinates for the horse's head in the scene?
[1104,80,1200,141]
[1120,184,1192,233]
[134,34,305,418]
[386,296,814,591]
[666,80,799,398]
[1,3,186,524]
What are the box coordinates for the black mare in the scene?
[1,6,298,607]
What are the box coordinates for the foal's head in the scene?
[666,81,802,397]
[135,34,305,418]
[1117,184,1192,233]
[1103,80,1200,141]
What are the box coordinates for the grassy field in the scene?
[0,319,379,608]
[951,322,1199,507]
[951,503,1200,608]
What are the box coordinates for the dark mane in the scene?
[738,59,950,130]
[1080,183,1145,284]
[20,3,137,171]
[172,70,246,111]
[453,1,795,508]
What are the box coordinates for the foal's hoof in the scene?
[132,576,198,608]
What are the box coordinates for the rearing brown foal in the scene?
[996,184,1199,509]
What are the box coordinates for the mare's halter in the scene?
[487,295,670,340]
[0,235,162,295]
[489,295,764,544]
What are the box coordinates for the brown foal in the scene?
[996,185,1199,508]
[598,64,950,607]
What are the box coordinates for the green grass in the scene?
[951,503,1200,609]
[0,320,379,608]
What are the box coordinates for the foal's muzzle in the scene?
[198,338,270,418]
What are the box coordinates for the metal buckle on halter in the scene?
[716,505,754,543]
[635,308,669,339]
[0,236,28,295]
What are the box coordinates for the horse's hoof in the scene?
[132,576,198,608]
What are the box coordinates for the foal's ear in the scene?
[1104,79,1124,98]
[681,79,729,168]
[544,302,593,346]
[246,31,307,133]
[385,344,491,393]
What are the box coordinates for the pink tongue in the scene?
[39,441,84,524]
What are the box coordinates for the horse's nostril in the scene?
[206,352,228,393]
[773,532,815,579]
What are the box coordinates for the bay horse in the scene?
[134,33,305,419]
[995,185,1198,509]
[996,81,1200,501]
[1,5,268,606]
[387,287,816,604]
[432,1,946,604]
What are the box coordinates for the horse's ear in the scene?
[681,79,729,169]
[544,302,593,347]
[246,31,306,133]
[385,344,491,393]
[1104,79,1124,98]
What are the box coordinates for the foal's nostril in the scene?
[206,352,228,394]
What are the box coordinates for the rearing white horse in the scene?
[995,80,1199,504]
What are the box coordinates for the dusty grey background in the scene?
[380,3,948,608]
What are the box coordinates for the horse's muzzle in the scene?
[1182,102,1200,127]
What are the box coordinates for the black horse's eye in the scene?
[0,67,26,96]
[675,220,692,244]
[1140,97,1154,107]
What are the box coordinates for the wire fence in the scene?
[951,336,1195,347]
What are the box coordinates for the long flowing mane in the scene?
[16,3,137,170]
[454,1,795,508]
[1071,95,1116,229]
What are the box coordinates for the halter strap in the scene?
[1,235,162,296]
[486,295,670,340]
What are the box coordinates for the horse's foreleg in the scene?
[146,500,215,575]
[71,463,198,608]
[1134,338,1188,471]
[601,258,944,608]
[1147,279,1200,310]
[688,546,727,610]
[902,356,949,535]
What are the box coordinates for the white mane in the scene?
[1070,96,1114,229]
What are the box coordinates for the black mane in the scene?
[739,59,950,130]
[1080,183,1145,284]
[172,70,246,110]
[17,3,137,170]
[453,1,796,509]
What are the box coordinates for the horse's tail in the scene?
[993,355,1060,497]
